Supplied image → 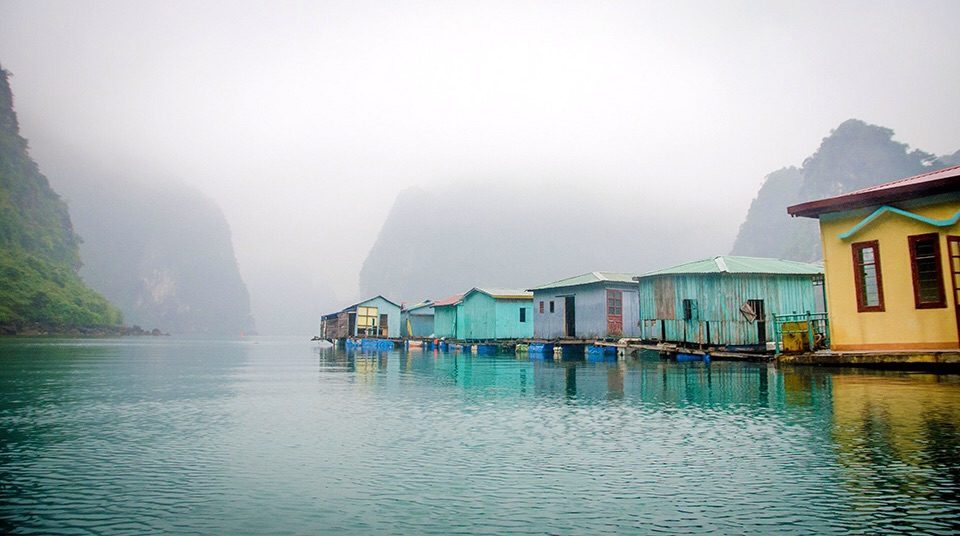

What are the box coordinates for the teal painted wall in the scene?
[462,292,495,340]
[637,273,823,345]
[460,291,533,340]
[495,299,534,339]
[434,304,458,338]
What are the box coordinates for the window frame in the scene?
[852,240,885,313]
[908,233,947,309]
[519,307,527,323]
[606,289,623,316]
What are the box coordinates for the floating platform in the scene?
[777,350,960,370]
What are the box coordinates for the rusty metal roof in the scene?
[788,164,960,218]
[432,293,464,307]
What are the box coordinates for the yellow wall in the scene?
[819,197,960,351]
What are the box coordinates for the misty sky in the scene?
[1,0,959,313]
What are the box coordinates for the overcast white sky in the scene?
[1,0,958,306]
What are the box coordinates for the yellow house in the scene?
[788,165,960,351]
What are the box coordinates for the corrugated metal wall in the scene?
[637,274,821,345]
[533,283,640,339]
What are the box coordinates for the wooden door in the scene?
[748,299,766,345]
[948,237,960,347]
[564,296,576,338]
[606,289,623,336]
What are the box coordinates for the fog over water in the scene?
[1,1,958,332]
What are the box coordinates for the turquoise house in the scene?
[460,288,534,341]
[432,293,464,339]
[634,256,824,347]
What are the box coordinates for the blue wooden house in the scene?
[634,256,824,347]
[320,295,401,339]
[529,272,640,339]
[401,300,434,338]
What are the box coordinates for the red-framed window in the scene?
[908,233,946,308]
[606,290,623,315]
[539,301,544,314]
[852,240,884,312]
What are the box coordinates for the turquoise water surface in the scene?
[1,337,959,534]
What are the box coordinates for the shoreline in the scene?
[0,323,169,337]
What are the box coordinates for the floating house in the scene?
[401,300,435,338]
[529,272,640,339]
[634,256,824,347]
[319,295,401,339]
[459,288,534,341]
[787,165,960,352]
[432,294,464,339]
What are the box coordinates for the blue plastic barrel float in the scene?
[527,343,554,359]
[476,343,498,355]
[359,338,395,350]
[676,352,711,363]
[586,345,618,361]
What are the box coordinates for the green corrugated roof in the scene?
[529,271,638,291]
[638,256,823,277]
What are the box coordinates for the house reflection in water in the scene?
[830,373,960,512]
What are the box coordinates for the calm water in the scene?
[1,338,959,535]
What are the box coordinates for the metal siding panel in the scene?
[532,291,565,339]
[621,290,641,337]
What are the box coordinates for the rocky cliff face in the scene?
[50,166,256,336]
[731,119,955,261]
[0,66,121,329]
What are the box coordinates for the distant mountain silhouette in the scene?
[732,119,955,261]
[359,184,731,303]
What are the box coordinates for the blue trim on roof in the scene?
[838,205,960,240]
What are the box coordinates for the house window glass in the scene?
[682,299,698,320]
[549,301,555,313]
[607,290,622,315]
[539,301,544,314]
[909,233,946,308]
[520,307,527,322]
[852,241,884,312]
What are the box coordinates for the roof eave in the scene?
[787,177,960,218]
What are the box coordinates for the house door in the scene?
[564,296,576,337]
[748,299,766,345]
[380,314,389,337]
[948,236,960,347]
[606,289,623,336]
